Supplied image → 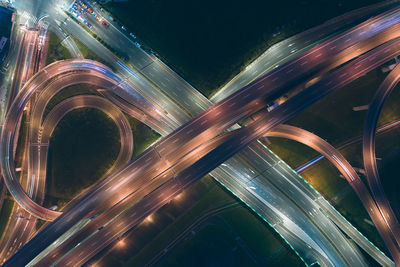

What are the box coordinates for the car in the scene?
[98,226,105,231]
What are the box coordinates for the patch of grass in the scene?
[0,198,14,240]
[158,224,258,267]
[69,35,99,60]
[125,115,160,159]
[45,108,120,207]
[379,138,400,219]
[103,0,386,97]
[46,31,72,65]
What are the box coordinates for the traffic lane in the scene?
[228,144,365,263]
[81,11,394,262]
[55,125,370,266]
[78,0,397,116]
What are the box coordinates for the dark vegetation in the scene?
[45,108,120,206]
[46,31,72,65]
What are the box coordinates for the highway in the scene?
[97,35,400,265]
[0,20,47,263]
[6,18,400,267]
[31,127,369,265]
[34,127,356,266]
[6,27,36,111]
[220,37,400,264]
[0,59,172,220]
[28,31,400,267]
[263,125,397,266]
[55,0,400,121]
[80,0,398,107]
[53,2,400,260]
[2,0,400,266]
[37,117,400,266]
[3,3,400,262]
[211,0,400,102]
[15,79,372,266]
[43,125,397,267]
[363,62,400,248]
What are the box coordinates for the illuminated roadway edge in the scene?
[5,7,400,264]
[46,36,400,266]
[363,62,400,246]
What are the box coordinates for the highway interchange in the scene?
[0,0,399,266]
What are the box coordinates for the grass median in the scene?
[44,108,120,208]
[46,31,72,65]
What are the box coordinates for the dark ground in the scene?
[45,108,120,205]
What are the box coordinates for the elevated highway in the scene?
[40,34,400,266]
[3,2,400,266]
[39,124,397,266]
[4,35,400,267]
